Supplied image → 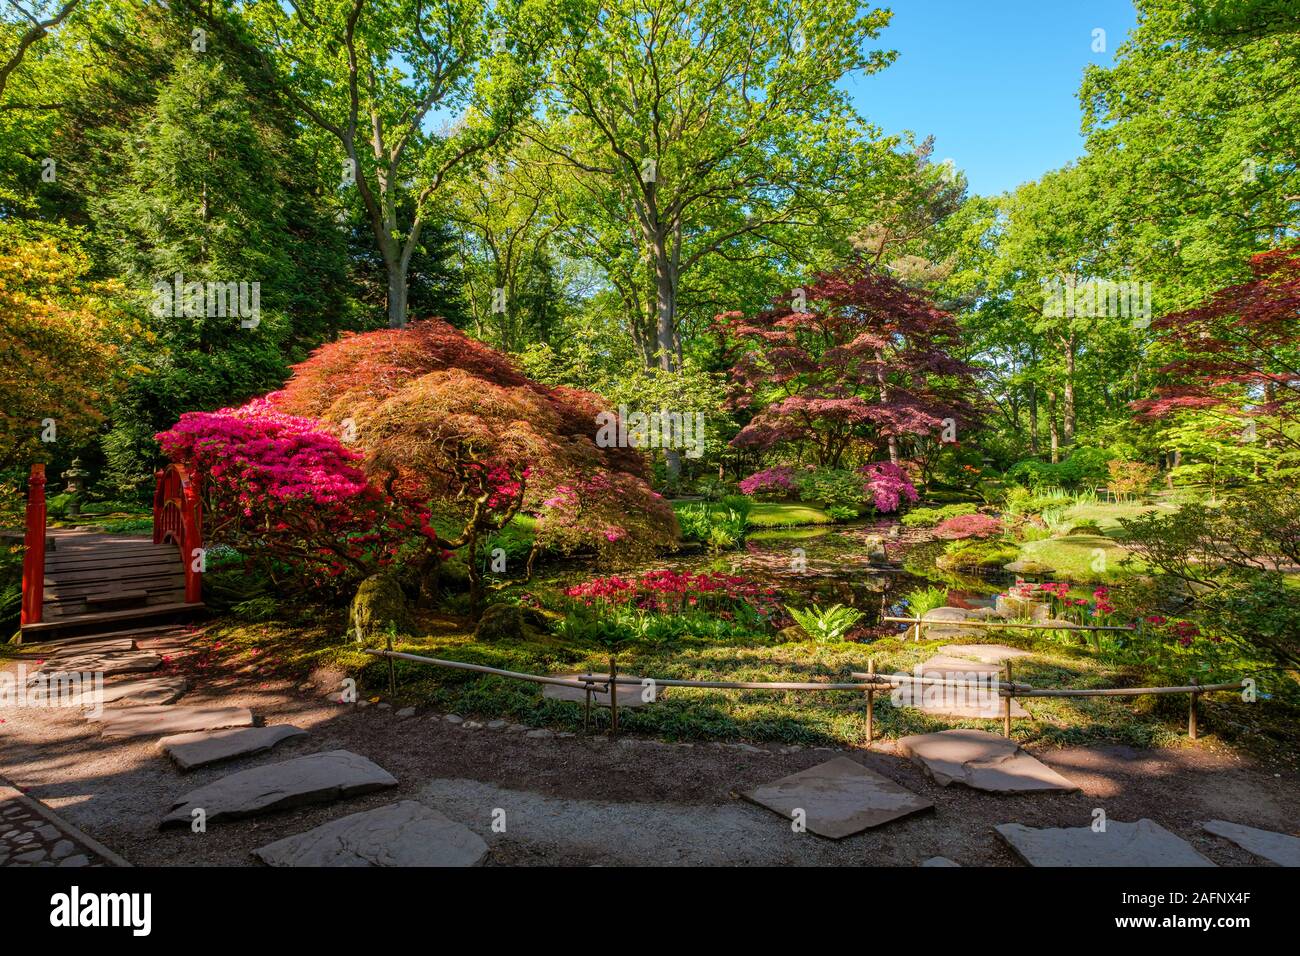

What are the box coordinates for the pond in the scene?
[527,518,1016,636]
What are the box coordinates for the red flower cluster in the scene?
[564,569,779,615]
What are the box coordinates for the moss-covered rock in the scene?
[474,603,529,643]
[349,572,412,644]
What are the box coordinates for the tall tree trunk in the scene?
[653,231,682,482]
[1062,333,1077,446]
[1028,382,1039,455]
[386,262,407,329]
[1047,390,1060,464]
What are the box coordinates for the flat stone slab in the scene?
[1203,820,1300,867]
[63,676,188,708]
[252,800,487,867]
[162,750,398,828]
[543,674,661,708]
[741,756,933,839]
[97,704,253,739]
[936,644,1035,665]
[921,856,960,867]
[160,725,308,770]
[49,638,138,656]
[29,650,161,682]
[892,656,1029,719]
[897,729,1076,793]
[996,819,1215,867]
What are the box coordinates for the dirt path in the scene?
[1,631,1295,866]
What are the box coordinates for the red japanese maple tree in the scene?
[160,320,678,609]
[272,320,678,604]
[1131,245,1300,453]
[718,258,980,467]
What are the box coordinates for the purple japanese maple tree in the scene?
[718,258,980,467]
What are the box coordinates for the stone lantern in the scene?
[62,458,88,517]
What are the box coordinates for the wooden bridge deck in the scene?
[19,529,203,640]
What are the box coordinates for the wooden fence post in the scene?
[1188,677,1199,740]
[1003,661,1013,738]
[865,658,875,745]
[609,655,619,737]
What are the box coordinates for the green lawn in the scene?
[1016,534,1138,583]
[746,501,833,527]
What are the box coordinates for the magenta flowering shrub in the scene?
[158,397,371,505]
[859,461,918,513]
[933,512,1003,539]
[156,398,418,589]
[564,569,780,615]
[738,466,797,496]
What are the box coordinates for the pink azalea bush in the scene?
[933,512,1003,539]
[156,398,419,590]
[738,465,797,496]
[859,461,918,513]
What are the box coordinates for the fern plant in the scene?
[903,586,948,618]
[787,603,865,643]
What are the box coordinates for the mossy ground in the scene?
[195,608,1297,764]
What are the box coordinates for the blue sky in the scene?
[846,0,1140,197]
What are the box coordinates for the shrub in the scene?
[1007,447,1114,490]
[738,465,797,496]
[825,504,859,522]
[796,467,868,510]
[1106,459,1158,501]
[901,503,977,528]
[858,461,919,513]
[786,603,865,643]
[933,513,1003,539]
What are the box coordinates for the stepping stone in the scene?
[741,756,933,839]
[252,800,487,867]
[161,750,397,828]
[28,650,161,681]
[58,676,188,708]
[160,725,309,770]
[49,638,137,657]
[543,674,661,708]
[936,644,1034,665]
[96,705,254,739]
[1203,820,1300,867]
[891,656,1029,719]
[898,729,1076,793]
[996,819,1215,867]
[921,856,960,867]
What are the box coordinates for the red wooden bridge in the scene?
[18,463,204,642]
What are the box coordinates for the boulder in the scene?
[473,603,546,643]
[349,573,412,644]
[919,606,971,639]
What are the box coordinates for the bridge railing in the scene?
[153,463,203,603]
[20,463,47,626]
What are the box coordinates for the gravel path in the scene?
[1,629,1296,866]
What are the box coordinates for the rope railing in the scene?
[884,615,1137,644]
[363,644,1247,743]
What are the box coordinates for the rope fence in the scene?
[363,640,1247,743]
